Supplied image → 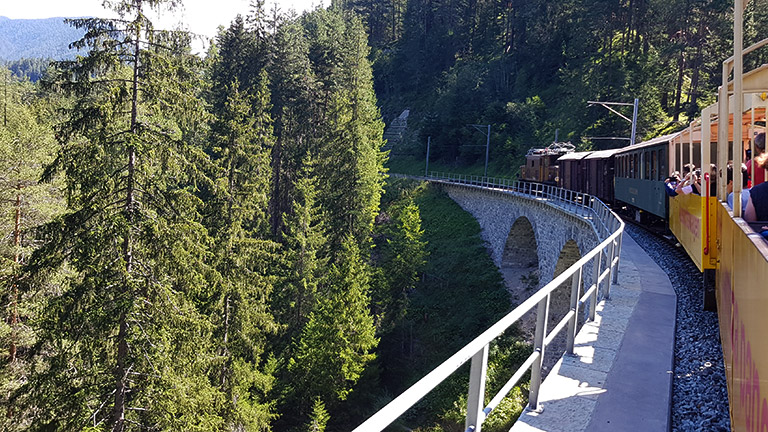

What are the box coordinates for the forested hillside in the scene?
[0,17,84,61]
[333,0,768,174]
[2,0,760,431]
[0,1,522,431]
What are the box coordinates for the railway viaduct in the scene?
[441,182,601,289]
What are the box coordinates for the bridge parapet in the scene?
[355,173,623,432]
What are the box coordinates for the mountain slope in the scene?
[0,16,86,61]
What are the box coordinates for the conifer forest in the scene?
[1,0,766,431]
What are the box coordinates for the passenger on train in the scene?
[726,163,750,214]
[675,167,702,195]
[744,150,768,222]
[664,171,681,197]
[746,132,766,187]
[709,164,718,196]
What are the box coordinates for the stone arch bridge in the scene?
[439,182,601,289]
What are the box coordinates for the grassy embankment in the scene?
[375,178,532,432]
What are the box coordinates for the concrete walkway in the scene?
[510,233,676,432]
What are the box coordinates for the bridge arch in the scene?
[441,183,599,290]
[553,239,583,281]
[550,240,584,319]
[501,216,540,295]
[502,216,539,268]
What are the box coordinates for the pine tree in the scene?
[372,194,427,333]
[268,18,319,237]
[306,398,330,432]
[18,2,223,430]
[273,155,326,349]
[209,15,262,115]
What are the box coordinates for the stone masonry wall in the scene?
[442,183,599,288]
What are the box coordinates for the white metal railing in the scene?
[355,173,624,432]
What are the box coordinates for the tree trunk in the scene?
[221,293,230,387]
[9,190,20,363]
[112,7,141,430]
[270,139,283,237]
[673,49,686,122]
[688,18,706,116]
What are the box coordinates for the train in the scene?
[519,141,575,185]
[520,22,768,432]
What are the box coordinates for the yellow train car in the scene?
[672,12,768,429]
[712,80,768,431]
[667,115,722,308]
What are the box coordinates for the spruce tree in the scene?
[301,8,387,252]
[287,236,377,418]
[267,18,319,237]
[273,155,326,349]
[204,25,278,427]
[371,194,427,333]
[18,2,223,430]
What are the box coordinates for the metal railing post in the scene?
[590,251,602,321]
[466,344,490,432]
[612,233,623,284]
[566,267,583,355]
[605,239,616,299]
[528,294,550,411]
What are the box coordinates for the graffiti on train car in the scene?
[723,270,768,431]
[678,207,700,238]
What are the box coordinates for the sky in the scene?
[2,0,329,45]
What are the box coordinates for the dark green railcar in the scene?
[613,133,679,220]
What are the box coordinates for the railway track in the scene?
[624,223,730,431]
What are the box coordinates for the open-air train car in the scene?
[671,27,768,429]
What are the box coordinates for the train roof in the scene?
[584,149,622,159]
[558,151,593,161]
[614,132,682,154]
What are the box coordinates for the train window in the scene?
[658,149,664,180]
[644,152,650,179]
[632,154,637,178]
[624,155,629,178]
[619,156,627,177]
[626,156,630,178]
[651,151,657,180]
[620,156,624,177]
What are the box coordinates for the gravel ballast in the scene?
[625,224,730,432]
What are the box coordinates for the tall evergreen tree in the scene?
[268,18,319,237]
[273,155,326,350]
[287,236,377,422]
[203,74,278,430]
[18,2,223,430]
[302,8,387,251]
[204,16,280,425]
[371,193,427,333]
